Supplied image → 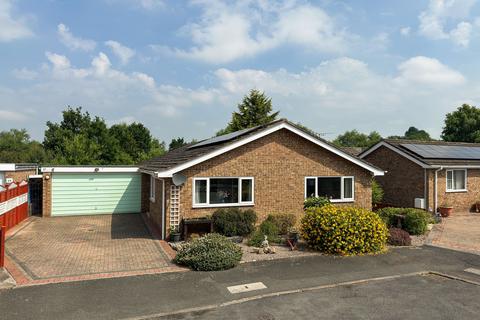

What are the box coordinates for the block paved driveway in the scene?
[427,213,480,255]
[5,214,175,284]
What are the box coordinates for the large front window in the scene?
[305,176,354,202]
[193,177,254,207]
[446,169,467,192]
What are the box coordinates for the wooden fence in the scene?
[0,181,29,267]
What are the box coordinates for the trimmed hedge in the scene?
[301,205,388,255]
[388,228,412,246]
[212,208,257,237]
[377,207,431,235]
[174,233,242,271]
[265,213,297,235]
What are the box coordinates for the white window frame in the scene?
[192,177,254,208]
[304,176,355,202]
[149,175,156,202]
[446,169,467,192]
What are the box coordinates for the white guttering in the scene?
[434,166,443,213]
[41,167,139,173]
[155,122,385,178]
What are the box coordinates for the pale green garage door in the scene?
[51,173,141,216]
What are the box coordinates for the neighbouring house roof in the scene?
[359,139,480,167]
[339,147,365,156]
[140,119,384,177]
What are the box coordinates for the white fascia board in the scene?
[359,141,431,169]
[157,122,384,177]
[41,167,139,173]
[0,164,16,171]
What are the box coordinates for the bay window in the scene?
[305,176,354,202]
[193,177,254,207]
[446,169,467,192]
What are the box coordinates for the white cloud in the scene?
[57,23,96,51]
[0,109,26,121]
[450,21,472,47]
[1,52,473,142]
[12,67,38,80]
[418,0,477,47]
[105,40,136,65]
[163,1,349,64]
[0,0,33,42]
[400,27,411,36]
[396,56,465,86]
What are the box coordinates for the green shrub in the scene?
[372,180,384,204]
[265,213,297,234]
[174,233,242,271]
[377,207,431,235]
[304,196,331,209]
[301,204,388,255]
[404,210,428,235]
[247,220,281,247]
[212,208,257,236]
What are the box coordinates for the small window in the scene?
[241,178,253,202]
[305,176,354,202]
[150,176,156,202]
[194,179,207,204]
[446,169,467,192]
[193,177,254,207]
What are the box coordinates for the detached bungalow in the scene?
[140,119,383,238]
[360,139,480,213]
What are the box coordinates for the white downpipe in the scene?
[160,178,165,240]
[434,166,443,213]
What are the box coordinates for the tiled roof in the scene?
[140,119,382,174]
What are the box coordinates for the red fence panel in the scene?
[0,225,5,268]
[0,180,29,232]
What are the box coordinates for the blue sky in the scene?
[1,0,480,143]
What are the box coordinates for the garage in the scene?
[42,167,141,216]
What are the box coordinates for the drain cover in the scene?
[227,282,267,294]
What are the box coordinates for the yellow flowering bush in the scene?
[301,205,388,255]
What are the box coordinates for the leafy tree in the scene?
[295,123,322,139]
[388,126,432,141]
[333,130,382,148]
[442,104,480,142]
[0,129,47,163]
[217,89,279,135]
[44,106,165,165]
[169,137,187,150]
[110,123,165,161]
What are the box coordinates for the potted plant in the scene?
[439,203,453,217]
[169,226,181,242]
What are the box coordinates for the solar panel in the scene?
[188,127,256,149]
[400,143,480,159]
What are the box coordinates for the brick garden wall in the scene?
[5,169,36,184]
[42,173,52,217]
[170,129,374,225]
[363,146,424,208]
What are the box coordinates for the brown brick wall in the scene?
[168,129,373,226]
[363,146,425,208]
[436,169,480,212]
[5,169,36,183]
[42,173,52,217]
